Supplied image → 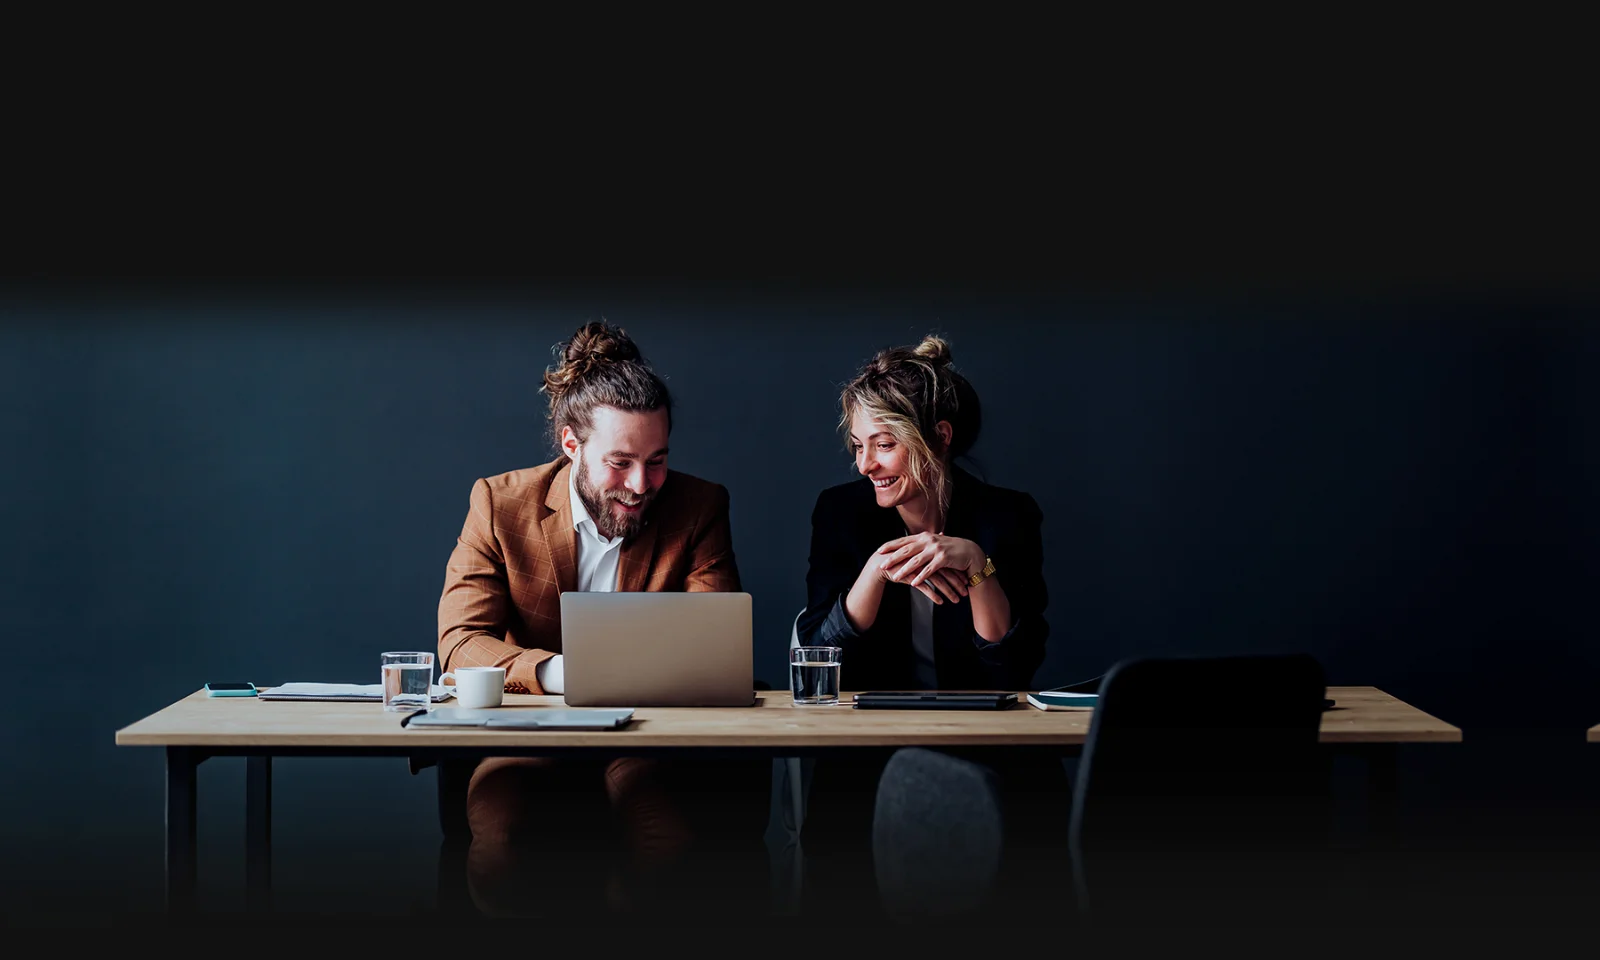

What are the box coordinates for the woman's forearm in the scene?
[844,562,889,633]
[969,576,1012,643]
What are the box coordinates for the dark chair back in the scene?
[873,747,1006,921]
[1068,653,1331,922]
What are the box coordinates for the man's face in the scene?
[563,405,671,541]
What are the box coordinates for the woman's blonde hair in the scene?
[838,334,982,521]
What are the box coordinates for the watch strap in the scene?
[968,556,996,587]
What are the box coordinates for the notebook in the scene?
[1026,691,1098,711]
[257,682,456,702]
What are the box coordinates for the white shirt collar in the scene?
[568,461,622,546]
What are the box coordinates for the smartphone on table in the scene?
[205,682,258,697]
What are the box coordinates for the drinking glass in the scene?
[790,646,842,705]
[381,651,435,712]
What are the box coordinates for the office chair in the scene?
[1068,653,1332,927]
[870,743,1076,926]
[872,747,1007,921]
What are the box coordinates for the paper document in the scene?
[258,682,456,702]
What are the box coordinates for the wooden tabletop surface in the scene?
[114,685,1461,749]
[1588,725,1600,743]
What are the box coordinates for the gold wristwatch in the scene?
[968,556,996,587]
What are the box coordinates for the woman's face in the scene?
[848,408,919,510]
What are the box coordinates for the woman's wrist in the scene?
[846,562,888,634]
[961,540,987,576]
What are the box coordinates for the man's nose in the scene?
[626,464,649,494]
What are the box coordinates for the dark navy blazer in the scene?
[795,466,1049,692]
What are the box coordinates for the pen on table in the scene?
[400,708,428,727]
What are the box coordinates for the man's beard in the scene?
[575,457,654,541]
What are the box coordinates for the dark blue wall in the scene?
[2,283,1594,921]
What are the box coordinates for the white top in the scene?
[534,465,625,694]
[903,524,940,688]
[908,586,938,688]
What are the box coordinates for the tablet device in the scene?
[852,691,1018,710]
[403,707,636,730]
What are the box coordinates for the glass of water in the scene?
[790,646,842,705]
[381,651,436,712]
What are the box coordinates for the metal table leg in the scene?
[1361,742,1403,917]
[246,755,272,912]
[1366,742,1399,849]
[165,747,199,915]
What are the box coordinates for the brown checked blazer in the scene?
[437,457,742,693]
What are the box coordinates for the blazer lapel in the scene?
[541,461,578,596]
[616,510,661,592]
[943,466,979,541]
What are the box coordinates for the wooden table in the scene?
[116,685,1460,914]
[1588,725,1600,742]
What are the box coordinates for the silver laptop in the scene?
[560,591,756,707]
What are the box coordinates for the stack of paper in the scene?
[258,682,456,702]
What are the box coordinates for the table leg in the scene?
[1365,743,1399,848]
[165,747,198,915]
[246,756,272,912]
[1359,743,1404,917]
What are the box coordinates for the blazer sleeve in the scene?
[684,483,742,592]
[795,490,874,657]
[969,492,1049,690]
[437,478,557,693]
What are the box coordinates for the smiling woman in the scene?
[797,334,1048,693]
[791,333,1063,922]
[841,335,981,525]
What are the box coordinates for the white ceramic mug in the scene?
[438,665,506,709]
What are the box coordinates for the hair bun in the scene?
[542,321,642,403]
[912,335,952,366]
[564,321,641,366]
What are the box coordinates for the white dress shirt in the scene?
[534,464,624,694]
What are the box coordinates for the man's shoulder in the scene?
[642,469,729,542]
[659,469,728,510]
[477,459,566,507]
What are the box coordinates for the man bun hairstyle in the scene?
[541,321,672,449]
